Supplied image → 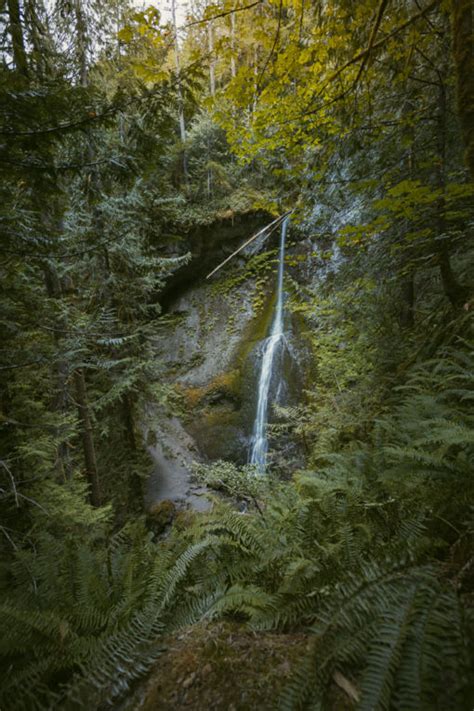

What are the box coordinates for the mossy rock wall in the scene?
[147,215,313,505]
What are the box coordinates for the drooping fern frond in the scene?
[279,562,470,711]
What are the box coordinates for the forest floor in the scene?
[123,622,355,710]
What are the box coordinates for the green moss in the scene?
[179,369,241,410]
[210,248,279,298]
[233,286,276,368]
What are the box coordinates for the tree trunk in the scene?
[436,78,469,307]
[399,140,416,328]
[208,20,216,95]
[23,0,49,78]
[73,0,88,87]
[253,44,259,112]
[171,0,188,179]
[7,0,28,75]
[451,0,474,179]
[74,368,101,507]
[230,10,237,78]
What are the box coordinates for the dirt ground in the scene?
[123,622,355,710]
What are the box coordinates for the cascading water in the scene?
[249,217,288,471]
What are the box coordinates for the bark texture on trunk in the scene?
[436,75,469,307]
[451,0,474,179]
[7,0,28,75]
[171,0,188,180]
[208,21,216,95]
[73,0,89,87]
[230,10,237,78]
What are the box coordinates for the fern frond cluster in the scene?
[1,344,473,709]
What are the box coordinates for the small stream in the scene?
[249,217,288,470]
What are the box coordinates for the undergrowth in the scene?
[1,340,473,709]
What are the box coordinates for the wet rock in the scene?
[145,218,313,511]
[145,417,212,513]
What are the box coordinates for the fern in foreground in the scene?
[1,348,473,709]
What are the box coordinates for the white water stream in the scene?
[249,217,288,470]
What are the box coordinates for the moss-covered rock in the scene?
[179,369,241,411]
[147,215,314,508]
[146,499,176,532]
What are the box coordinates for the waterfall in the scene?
[249,217,288,471]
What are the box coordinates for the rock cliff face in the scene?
[145,211,313,511]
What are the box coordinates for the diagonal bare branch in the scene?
[206,211,292,279]
[256,0,283,92]
[353,0,390,87]
[183,1,262,30]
